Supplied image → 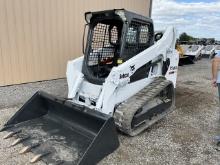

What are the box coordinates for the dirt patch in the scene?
[171,125,202,144]
[176,86,216,111]
[183,80,198,85]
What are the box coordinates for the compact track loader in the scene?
[201,45,215,59]
[184,44,203,61]
[216,45,220,51]
[1,9,179,164]
[177,44,194,65]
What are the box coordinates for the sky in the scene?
[152,0,220,40]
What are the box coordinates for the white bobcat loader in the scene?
[184,44,203,61]
[201,45,215,59]
[1,9,179,165]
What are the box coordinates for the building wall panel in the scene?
[0,0,151,86]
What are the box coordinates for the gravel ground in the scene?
[0,79,67,109]
[0,59,220,165]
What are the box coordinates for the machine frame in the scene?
[66,9,179,116]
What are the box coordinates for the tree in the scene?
[179,32,194,42]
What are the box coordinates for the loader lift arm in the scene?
[99,26,178,115]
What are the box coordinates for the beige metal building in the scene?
[0,0,152,86]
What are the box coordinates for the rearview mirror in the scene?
[154,32,163,42]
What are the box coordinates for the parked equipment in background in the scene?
[184,45,203,61]
[177,44,194,65]
[155,34,192,66]
[215,45,220,55]
[1,9,179,165]
[201,45,215,59]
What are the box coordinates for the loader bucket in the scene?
[1,91,119,165]
[179,56,195,66]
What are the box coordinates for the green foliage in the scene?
[179,32,194,42]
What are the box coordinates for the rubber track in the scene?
[114,77,174,136]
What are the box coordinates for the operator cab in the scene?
[83,9,154,84]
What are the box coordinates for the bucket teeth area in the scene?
[3,130,21,139]
[10,135,30,147]
[1,91,119,164]
[30,151,51,163]
[19,143,40,154]
[0,125,14,132]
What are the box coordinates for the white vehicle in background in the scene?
[201,45,215,59]
[215,45,220,52]
[178,44,195,65]
[184,45,204,61]
[215,45,220,57]
[180,44,189,53]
